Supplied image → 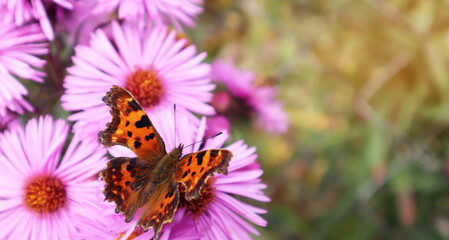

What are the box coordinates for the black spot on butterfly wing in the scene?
[196,151,206,165]
[135,115,152,129]
[126,164,134,171]
[187,156,192,166]
[210,150,219,158]
[144,133,155,141]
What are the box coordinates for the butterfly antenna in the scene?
[184,132,223,149]
[174,104,177,146]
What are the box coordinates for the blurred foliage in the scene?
[192,0,449,239]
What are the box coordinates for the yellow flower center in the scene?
[125,69,164,108]
[23,174,66,213]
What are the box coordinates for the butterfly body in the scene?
[99,86,232,240]
[151,145,182,184]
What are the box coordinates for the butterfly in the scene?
[98,85,232,240]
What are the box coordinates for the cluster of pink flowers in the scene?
[211,59,289,134]
[0,1,286,239]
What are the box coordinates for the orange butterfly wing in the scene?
[100,157,153,222]
[175,149,233,200]
[137,180,180,240]
[99,85,166,162]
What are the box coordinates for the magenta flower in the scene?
[211,59,289,133]
[250,85,289,133]
[0,112,21,132]
[0,116,108,239]
[55,1,111,45]
[1,0,78,40]
[94,0,203,29]
[0,22,48,118]
[62,21,215,140]
[108,107,268,239]
[205,115,230,139]
[211,59,255,98]
[0,1,32,26]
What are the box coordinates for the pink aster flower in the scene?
[211,59,255,99]
[55,1,111,45]
[205,115,230,139]
[94,0,203,30]
[1,0,78,40]
[108,107,268,239]
[250,85,289,133]
[211,58,289,133]
[0,112,21,132]
[0,116,108,239]
[0,22,48,118]
[62,21,215,140]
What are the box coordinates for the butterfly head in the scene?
[172,144,184,160]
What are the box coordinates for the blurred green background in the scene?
[192,0,449,239]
